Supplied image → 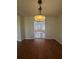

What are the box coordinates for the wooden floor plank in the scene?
[17,39,62,59]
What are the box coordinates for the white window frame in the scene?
[34,21,45,39]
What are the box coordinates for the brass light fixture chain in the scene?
[38,6,42,15]
[38,0,42,15]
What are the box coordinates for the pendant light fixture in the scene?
[34,0,45,22]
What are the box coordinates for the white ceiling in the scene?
[17,0,62,17]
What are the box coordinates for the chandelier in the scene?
[34,0,45,22]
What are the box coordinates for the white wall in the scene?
[24,17,34,39]
[45,16,62,44]
[17,15,25,41]
[17,16,62,44]
[20,16,25,40]
[23,16,62,44]
[45,17,57,39]
[55,16,62,44]
[17,15,21,41]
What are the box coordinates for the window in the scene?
[34,21,45,38]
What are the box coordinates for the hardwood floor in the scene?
[17,39,62,59]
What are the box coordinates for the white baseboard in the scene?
[17,40,22,42]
